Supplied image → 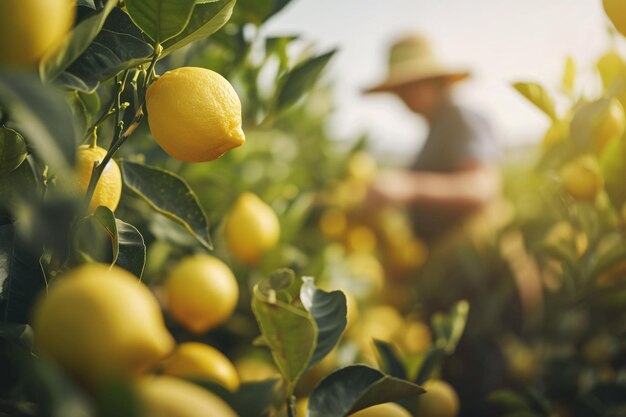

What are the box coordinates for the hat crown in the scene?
[388,35,437,67]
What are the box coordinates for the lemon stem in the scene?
[82,46,161,215]
[286,395,296,417]
[89,127,98,148]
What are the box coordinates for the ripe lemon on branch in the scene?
[0,0,75,67]
[146,67,245,162]
[162,342,240,392]
[225,193,280,265]
[138,376,238,417]
[32,264,174,383]
[561,155,604,202]
[164,255,239,334]
[350,403,412,416]
[416,380,460,417]
[605,0,626,38]
[75,145,122,213]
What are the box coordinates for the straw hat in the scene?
[363,35,470,94]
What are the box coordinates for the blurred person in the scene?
[363,34,501,244]
[363,35,509,417]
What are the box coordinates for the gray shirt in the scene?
[410,100,498,242]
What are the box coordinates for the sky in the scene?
[264,0,617,163]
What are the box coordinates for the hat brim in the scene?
[362,70,471,94]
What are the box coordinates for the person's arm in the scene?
[368,163,501,211]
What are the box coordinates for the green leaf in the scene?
[115,219,146,278]
[251,270,317,391]
[40,0,118,83]
[300,277,347,369]
[162,0,236,54]
[512,82,557,120]
[0,224,46,324]
[372,340,407,380]
[278,192,315,243]
[125,0,196,43]
[307,365,425,417]
[570,98,620,153]
[74,206,118,264]
[62,8,154,92]
[233,0,292,24]
[277,50,336,111]
[488,390,532,412]
[190,379,279,417]
[0,128,27,177]
[562,55,576,95]
[0,73,76,173]
[0,161,37,212]
[414,347,446,385]
[120,160,212,250]
[431,300,469,354]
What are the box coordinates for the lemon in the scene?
[164,255,239,334]
[224,193,280,265]
[561,155,604,202]
[32,264,174,382]
[296,398,309,417]
[396,319,432,355]
[0,0,75,68]
[319,208,348,239]
[163,342,240,392]
[75,145,122,213]
[350,403,412,417]
[146,67,245,162]
[137,376,238,417]
[605,0,626,38]
[416,380,460,417]
[234,357,280,383]
[347,152,378,184]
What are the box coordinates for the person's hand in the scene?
[365,170,414,208]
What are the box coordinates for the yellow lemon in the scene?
[32,264,174,382]
[350,403,412,417]
[75,145,122,213]
[234,357,280,383]
[396,319,432,355]
[146,67,245,162]
[296,398,309,417]
[605,0,626,38]
[224,193,280,265]
[0,0,75,68]
[561,155,604,202]
[416,380,460,417]
[163,342,239,392]
[347,152,378,184]
[164,255,239,334]
[137,376,238,417]
[319,208,348,239]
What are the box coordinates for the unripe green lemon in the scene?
[164,255,239,334]
[0,0,75,68]
[146,67,245,162]
[32,264,174,382]
[224,193,280,265]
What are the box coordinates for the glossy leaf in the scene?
[277,50,336,111]
[251,270,317,390]
[191,379,279,417]
[0,128,27,177]
[431,300,469,354]
[74,206,117,264]
[125,0,196,43]
[120,160,212,250]
[63,8,154,92]
[0,73,76,172]
[307,365,425,417]
[373,340,407,380]
[513,82,557,121]
[300,277,347,369]
[40,0,118,82]
[0,224,46,324]
[162,0,236,54]
[115,219,146,278]
[0,162,37,213]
